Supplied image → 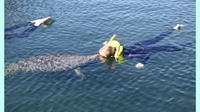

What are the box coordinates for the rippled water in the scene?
[5,0,195,112]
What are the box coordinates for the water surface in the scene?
[5,0,195,112]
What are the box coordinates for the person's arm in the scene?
[106,57,116,69]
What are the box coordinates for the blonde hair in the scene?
[99,45,115,58]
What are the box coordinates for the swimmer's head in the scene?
[99,45,115,58]
[42,18,55,26]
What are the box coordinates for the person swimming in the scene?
[5,24,194,76]
[98,24,194,68]
[5,17,53,39]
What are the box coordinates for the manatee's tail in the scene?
[5,63,21,76]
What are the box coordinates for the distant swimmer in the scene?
[5,17,54,39]
[5,24,194,76]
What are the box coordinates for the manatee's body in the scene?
[5,54,97,75]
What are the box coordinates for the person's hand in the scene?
[135,63,144,69]
[111,65,116,70]
[103,41,108,45]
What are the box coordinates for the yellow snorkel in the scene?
[107,34,117,45]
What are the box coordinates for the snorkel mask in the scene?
[41,18,55,26]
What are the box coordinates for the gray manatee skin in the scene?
[5,54,98,76]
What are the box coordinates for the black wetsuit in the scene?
[123,29,194,63]
[5,22,38,39]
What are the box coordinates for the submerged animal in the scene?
[5,54,97,76]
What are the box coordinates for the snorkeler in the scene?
[98,24,194,68]
[5,24,194,76]
[5,17,53,39]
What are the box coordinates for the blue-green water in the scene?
[5,0,195,112]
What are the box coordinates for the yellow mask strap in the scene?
[107,34,117,45]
